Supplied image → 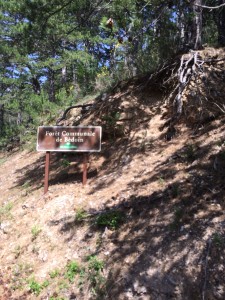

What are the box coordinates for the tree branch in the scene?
[194,2,225,10]
[66,0,107,35]
[42,0,74,27]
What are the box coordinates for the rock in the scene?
[38,251,48,262]
[21,190,28,197]
[133,280,147,295]
[124,290,134,299]
[0,222,12,234]
[121,155,131,165]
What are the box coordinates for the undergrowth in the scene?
[96,211,124,230]
[10,256,106,299]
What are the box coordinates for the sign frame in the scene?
[37,126,102,152]
[37,126,102,194]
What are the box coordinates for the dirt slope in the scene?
[1,48,225,300]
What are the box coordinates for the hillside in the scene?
[1,48,225,300]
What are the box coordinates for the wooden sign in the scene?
[36,126,102,194]
[37,126,102,152]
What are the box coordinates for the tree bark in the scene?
[48,68,56,102]
[185,0,203,50]
[217,0,225,46]
[193,0,203,49]
[61,66,67,85]
[177,0,185,51]
[31,76,41,95]
[0,104,4,135]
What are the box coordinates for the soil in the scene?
[1,48,225,300]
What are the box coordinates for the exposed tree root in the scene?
[56,103,93,125]
[159,48,225,137]
[174,51,200,115]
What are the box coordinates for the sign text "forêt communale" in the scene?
[37,126,102,152]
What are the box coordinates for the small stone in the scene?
[21,190,28,197]
[0,222,11,234]
[38,251,48,262]
[133,280,147,294]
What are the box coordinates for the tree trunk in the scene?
[177,0,185,51]
[193,0,203,49]
[32,76,41,95]
[48,69,56,102]
[17,111,22,125]
[0,104,4,135]
[61,40,67,85]
[217,0,225,46]
[61,66,67,85]
[72,63,81,97]
[185,0,203,50]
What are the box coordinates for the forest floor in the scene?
[1,48,225,300]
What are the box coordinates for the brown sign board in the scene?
[37,126,102,152]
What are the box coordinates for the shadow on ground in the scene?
[47,119,225,300]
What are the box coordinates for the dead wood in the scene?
[56,103,93,125]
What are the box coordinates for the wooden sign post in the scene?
[44,151,50,194]
[37,126,102,194]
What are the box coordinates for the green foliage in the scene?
[170,207,184,230]
[87,255,104,272]
[0,202,13,214]
[0,202,13,221]
[0,0,223,150]
[49,269,60,279]
[65,261,80,282]
[61,155,70,168]
[102,112,124,139]
[212,232,224,247]
[96,210,124,230]
[0,157,7,165]
[22,256,106,298]
[58,279,69,290]
[87,255,105,296]
[22,180,31,189]
[31,225,42,241]
[28,278,49,295]
[158,176,165,186]
[170,183,180,198]
[10,263,33,291]
[95,66,114,92]
[75,208,89,222]
[184,144,197,162]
